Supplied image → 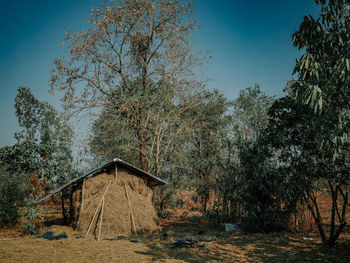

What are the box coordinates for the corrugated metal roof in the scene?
[35,158,168,204]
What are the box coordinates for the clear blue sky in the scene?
[0,0,319,147]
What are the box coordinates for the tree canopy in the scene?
[290,0,350,155]
[50,0,204,173]
[0,87,76,228]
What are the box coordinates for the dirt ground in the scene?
[1,191,350,263]
[1,218,350,263]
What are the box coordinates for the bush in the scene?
[23,194,43,234]
[233,139,300,232]
[0,167,26,227]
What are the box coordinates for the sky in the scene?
[0,0,320,147]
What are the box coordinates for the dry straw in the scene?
[72,167,159,240]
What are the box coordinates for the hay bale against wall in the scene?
[36,158,167,240]
[72,167,159,239]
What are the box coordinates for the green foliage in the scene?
[288,0,350,246]
[0,87,76,229]
[89,80,184,169]
[192,86,277,226]
[233,138,299,232]
[13,87,76,188]
[290,0,350,154]
[233,84,274,140]
[185,90,233,212]
[0,142,40,174]
[216,96,300,230]
[237,96,316,231]
[0,166,26,226]
[23,194,43,234]
[0,142,39,227]
[268,96,350,246]
[211,96,315,232]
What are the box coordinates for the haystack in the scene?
[37,158,167,240]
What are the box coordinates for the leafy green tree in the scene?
[193,86,274,224]
[288,0,350,246]
[0,165,26,226]
[185,90,233,213]
[0,140,43,227]
[15,87,77,225]
[265,96,349,246]
[217,86,283,229]
[14,87,76,188]
[0,87,76,229]
[232,84,274,140]
[225,96,315,232]
[233,139,300,232]
[232,93,349,242]
[290,0,350,154]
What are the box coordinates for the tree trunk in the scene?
[139,143,148,172]
[68,188,73,223]
[303,193,327,244]
[328,222,347,247]
[329,182,337,244]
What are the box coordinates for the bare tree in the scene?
[50,0,205,173]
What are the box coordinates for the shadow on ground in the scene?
[136,216,350,262]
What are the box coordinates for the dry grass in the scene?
[0,235,160,263]
[1,217,349,263]
[1,189,349,262]
[72,170,159,239]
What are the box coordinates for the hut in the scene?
[37,158,167,240]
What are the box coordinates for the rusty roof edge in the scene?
[35,158,167,204]
[35,160,116,204]
[113,158,168,186]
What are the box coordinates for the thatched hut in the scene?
[37,158,167,239]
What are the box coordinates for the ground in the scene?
[1,216,350,262]
[1,191,349,263]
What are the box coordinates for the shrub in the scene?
[0,167,26,227]
[233,139,300,232]
[23,194,43,234]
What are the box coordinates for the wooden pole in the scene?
[124,184,137,237]
[80,179,85,214]
[86,181,112,237]
[115,164,118,181]
[61,191,67,225]
[98,197,105,242]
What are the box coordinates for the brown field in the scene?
[1,191,349,263]
[1,224,350,262]
[1,214,350,263]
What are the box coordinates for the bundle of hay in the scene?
[72,167,159,239]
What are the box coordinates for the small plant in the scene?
[23,194,43,235]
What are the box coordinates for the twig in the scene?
[86,181,112,237]
[124,184,137,237]
[98,197,105,242]
[81,179,85,214]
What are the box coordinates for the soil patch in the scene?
[1,223,349,262]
